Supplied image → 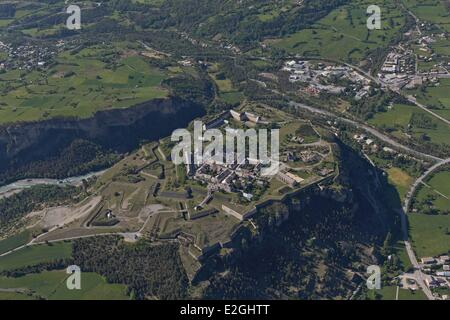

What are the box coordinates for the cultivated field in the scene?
[268,0,406,64]
[369,103,450,145]
[0,43,169,124]
[408,213,450,258]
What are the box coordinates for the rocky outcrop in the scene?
[0,97,204,173]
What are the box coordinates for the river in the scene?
[0,170,106,199]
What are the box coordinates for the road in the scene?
[398,158,450,300]
[292,56,450,127]
[257,78,446,299]
[403,158,450,214]
[289,99,449,300]
[341,61,450,126]
[288,101,443,162]
[405,95,450,126]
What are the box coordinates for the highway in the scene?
[288,101,443,162]
[291,56,450,127]
[398,158,450,300]
[289,99,448,300]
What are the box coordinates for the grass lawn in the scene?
[0,230,32,255]
[415,170,450,213]
[393,240,412,271]
[369,103,450,145]
[268,0,406,63]
[408,213,450,258]
[427,170,450,198]
[0,242,72,272]
[387,167,413,201]
[367,285,396,300]
[0,270,129,300]
[0,44,169,124]
[0,291,36,300]
[368,285,427,300]
[405,79,450,121]
[403,0,450,32]
[397,288,428,300]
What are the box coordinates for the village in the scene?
[399,255,450,300]
[0,39,69,72]
[378,25,450,90]
[283,59,375,101]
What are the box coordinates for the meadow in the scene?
[408,213,450,258]
[369,103,450,145]
[207,63,243,105]
[367,285,427,300]
[0,239,129,300]
[415,170,450,212]
[387,167,413,201]
[0,270,129,300]
[268,0,406,63]
[0,44,169,124]
[0,230,32,255]
[405,79,450,121]
[402,0,450,32]
[0,242,72,272]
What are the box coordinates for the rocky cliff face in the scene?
[0,97,204,174]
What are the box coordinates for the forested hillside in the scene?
[202,141,398,299]
[72,236,189,300]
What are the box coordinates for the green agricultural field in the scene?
[402,0,450,32]
[393,240,413,271]
[415,170,450,213]
[406,79,450,121]
[0,44,169,124]
[0,291,36,300]
[0,242,72,272]
[268,0,406,63]
[0,270,129,300]
[387,167,413,201]
[408,213,450,258]
[427,171,450,197]
[369,103,450,145]
[0,230,32,255]
[208,63,243,105]
[397,288,428,300]
[368,285,427,300]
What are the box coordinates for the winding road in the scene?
[288,101,443,162]
[398,158,450,300]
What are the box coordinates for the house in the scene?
[425,277,439,288]
[439,255,449,264]
[286,60,296,67]
[421,257,436,265]
[383,147,396,153]
[436,271,450,278]
[242,192,253,201]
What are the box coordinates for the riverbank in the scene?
[0,170,106,200]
